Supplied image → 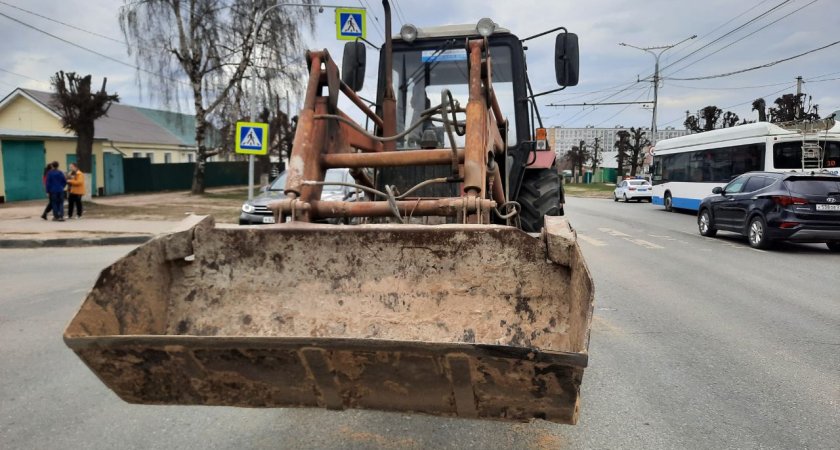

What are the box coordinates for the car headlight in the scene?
[241,203,254,213]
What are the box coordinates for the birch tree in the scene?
[119,0,316,193]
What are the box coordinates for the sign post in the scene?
[235,121,269,200]
[335,8,366,41]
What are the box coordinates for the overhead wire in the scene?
[358,0,385,41]
[391,0,407,26]
[668,39,840,81]
[664,0,819,78]
[658,83,796,126]
[0,10,187,85]
[0,0,127,45]
[657,0,791,76]
[0,66,48,85]
[593,86,652,128]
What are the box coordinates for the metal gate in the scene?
[1,140,45,202]
[103,153,124,195]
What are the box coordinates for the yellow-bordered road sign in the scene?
[235,122,269,155]
[336,8,365,41]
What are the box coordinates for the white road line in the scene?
[578,234,608,247]
[598,227,631,237]
[624,238,664,249]
[649,234,677,241]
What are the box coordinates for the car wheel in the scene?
[623,194,629,202]
[827,241,840,252]
[664,192,673,212]
[614,193,619,202]
[698,209,717,237]
[748,215,771,249]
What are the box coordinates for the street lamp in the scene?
[619,35,696,145]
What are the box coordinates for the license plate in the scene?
[638,188,647,192]
[816,204,840,211]
[262,216,276,223]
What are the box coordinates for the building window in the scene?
[146,152,154,162]
[164,153,172,163]
[132,152,141,158]
[188,153,194,163]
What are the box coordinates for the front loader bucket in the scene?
[64,215,594,424]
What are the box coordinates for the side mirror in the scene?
[555,32,579,87]
[712,186,723,195]
[342,41,366,92]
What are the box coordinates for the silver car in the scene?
[239,168,360,225]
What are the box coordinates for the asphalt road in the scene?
[1,198,837,449]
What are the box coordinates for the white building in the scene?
[550,126,689,169]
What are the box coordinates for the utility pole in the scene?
[619,35,696,145]
[795,75,803,120]
[591,137,600,182]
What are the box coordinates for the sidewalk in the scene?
[0,187,247,248]
[0,216,181,248]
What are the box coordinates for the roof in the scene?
[0,88,197,147]
[0,128,101,140]
[655,121,840,152]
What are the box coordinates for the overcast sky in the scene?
[0,0,837,131]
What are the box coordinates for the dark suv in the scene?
[697,171,840,251]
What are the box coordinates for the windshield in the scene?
[269,169,346,191]
[392,43,517,149]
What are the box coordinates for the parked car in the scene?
[239,168,360,225]
[697,171,840,250]
[614,179,653,202]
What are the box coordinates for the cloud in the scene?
[0,0,834,132]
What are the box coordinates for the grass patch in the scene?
[564,183,616,198]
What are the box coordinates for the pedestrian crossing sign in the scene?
[336,8,365,41]
[235,121,269,155]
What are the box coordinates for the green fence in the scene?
[123,158,249,193]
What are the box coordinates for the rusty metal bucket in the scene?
[64,215,593,424]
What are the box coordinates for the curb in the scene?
[0,235,153,249]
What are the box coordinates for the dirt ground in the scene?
[87,187,249,223]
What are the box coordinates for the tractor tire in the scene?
[518,168,562,233]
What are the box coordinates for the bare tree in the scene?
[614,130,630,178]
[752,98,767,122]
[628,127,647,177]
[50,71,119,175]
[119,0,316,194]
[564,141,589,183]
[722,111,739,128]
[590,137,601,180]
[684,105,739,133]
[768,93,820,123]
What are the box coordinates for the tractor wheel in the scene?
[518,168,561,233]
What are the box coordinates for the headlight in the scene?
[476,18,496,37]
[241,203,254,213]
[400,24,418,43]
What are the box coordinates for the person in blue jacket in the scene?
[45,161,67,221]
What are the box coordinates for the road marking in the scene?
[598,227,631,237]
[624,238,664,249]
[596,228,664,249]
[578,234,607,247]
[649,234,677,241]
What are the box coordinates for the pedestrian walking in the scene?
[40,163,54,220]
[45,161,67,221]
[66,162,85,219]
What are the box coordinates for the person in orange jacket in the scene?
[66,162,85,219]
